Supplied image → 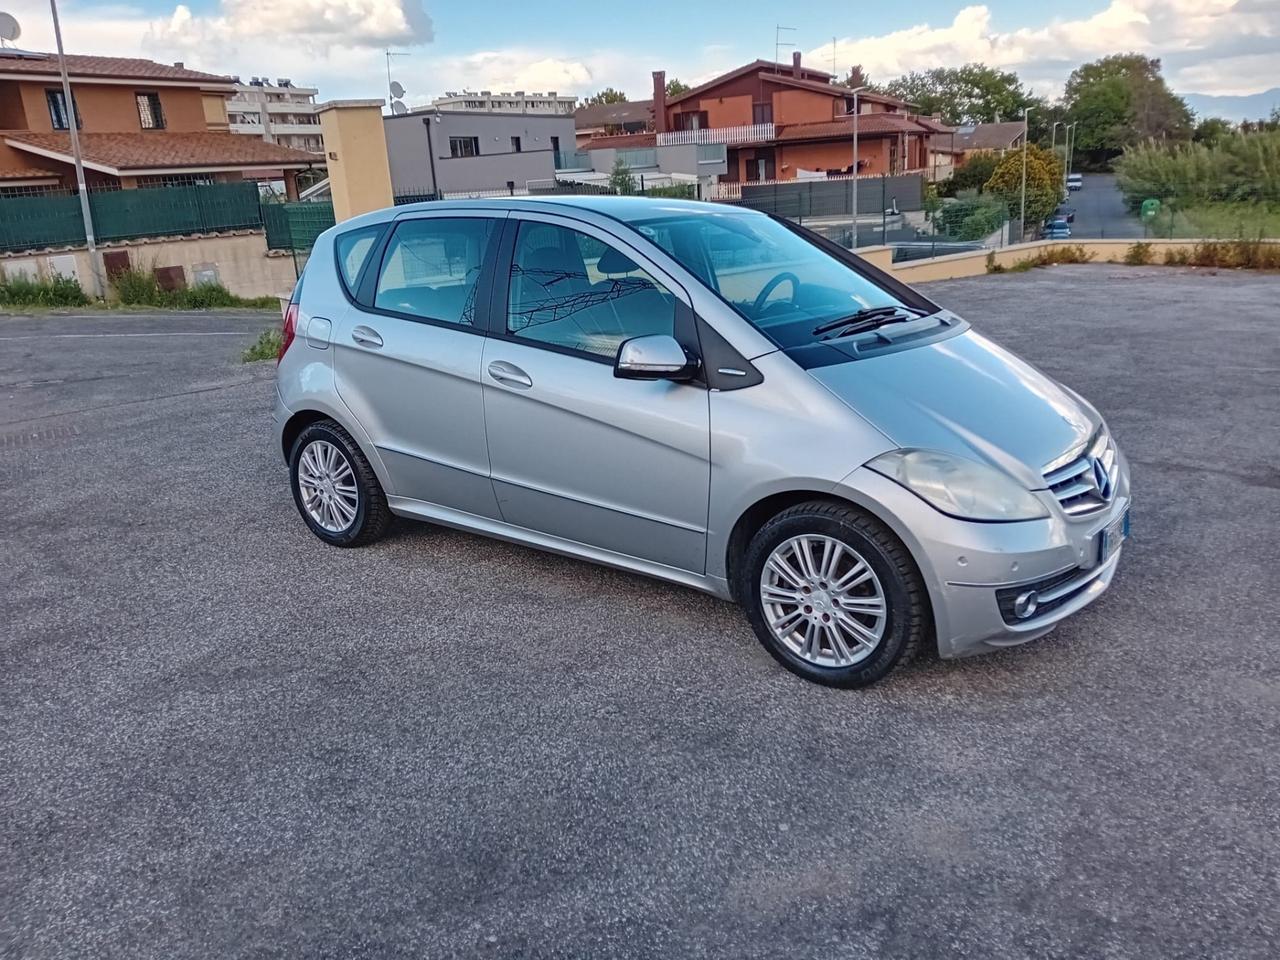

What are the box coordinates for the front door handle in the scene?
[351,325,383,348]
[487,360,533,389]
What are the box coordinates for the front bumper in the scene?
[840,451,1130,659]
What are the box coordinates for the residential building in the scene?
[948,121,1026,162]
[227,77,324,154]
[0,50,318,196]
[574,99,654,147]
[383,107,576,196]
[554,134,728,190]
[609,56,949,183]
[431,90,576,115]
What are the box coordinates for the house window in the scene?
[46,89,81,130]
[674,111,708,131]
[752,101,773,124]
[134,174,216,189]
[550,135,560,154]
[511,136,522,153]
[136,92,165,130]
[449,136,480,158]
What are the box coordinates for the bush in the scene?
[0,272,90,307]
[111,266,278,309]
[1175,240,1280,270]
[938,153,999,198]
[1124,242,1154,265]
[1115,130,1280,210]
[985,144,1065,228]
[1006,245,1095,272]
[241,327,284,362]
[938,192,1007,241]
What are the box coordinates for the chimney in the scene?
[652,70,667,134]
[792,51,802,78]
[173,61,184,69]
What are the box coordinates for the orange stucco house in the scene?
[0,50,317,196]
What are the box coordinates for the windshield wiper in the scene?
[812,305,927,339]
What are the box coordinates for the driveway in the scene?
[3,272,1278,959]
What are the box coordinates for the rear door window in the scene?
[334,225,384,296]
[374,217,498,327]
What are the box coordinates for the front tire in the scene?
[740,500,928,688]
[289,419,391,547]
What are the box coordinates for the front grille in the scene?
[1043,430,1117,517]
[996,565,1097,626]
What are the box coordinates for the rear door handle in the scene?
[487,360,533,389]
[351,325,383,348]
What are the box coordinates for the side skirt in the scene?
[386,495,734,601]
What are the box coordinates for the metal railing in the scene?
[657,123,775,146]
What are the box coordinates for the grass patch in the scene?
[996,244,1096,273]
[111,266,279,310]
[241,327,283,362]
[0,273,90,307]
[1124,242,1154,265]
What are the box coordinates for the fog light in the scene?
[1013,590,1039,620]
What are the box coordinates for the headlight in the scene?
[868,449,1049,522]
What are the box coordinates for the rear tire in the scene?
[289,419,391,547]
[739,500,927,688]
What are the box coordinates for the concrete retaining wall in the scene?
[0,231,298,299]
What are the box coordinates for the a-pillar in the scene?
[317,99,394,222]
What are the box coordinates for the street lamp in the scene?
[847,84,868,249]
[49,0,104,297]
[1019,106,1033,242]
[1064,122,1078,197]
[1051,120,1064,157]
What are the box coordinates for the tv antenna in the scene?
[385,48,409,114]
[0,12,22,46]
[774,25,794,72]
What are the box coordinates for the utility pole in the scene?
[1019,106,1032,241]
[847,84,868,249]
[49,0,103,298]
[1064,122,1078,197]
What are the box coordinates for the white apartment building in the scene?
[227,78,324,155]
[431,89,577,115]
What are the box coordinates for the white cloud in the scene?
[808,1,1280,97]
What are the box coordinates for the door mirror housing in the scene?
[614,334,699,382]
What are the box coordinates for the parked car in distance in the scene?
[274,197,1130,688]
[1045,219,1072,239]
[1055,204,1076,223]
[1067,173,1084,192]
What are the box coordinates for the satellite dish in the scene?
[391,100,408,115]
[0,13,22,43]
[389,80,405,99]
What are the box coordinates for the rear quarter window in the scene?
[334,225,385,297]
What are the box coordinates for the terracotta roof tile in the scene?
[776,115,931,141]
[4,132,318,172]
[582,132,657,150]
[950,121,1026,151]
[0,51,231,84]
[665,59,833,107]
[0,166,61,180]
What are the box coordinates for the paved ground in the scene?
[1064,173,1145,239]
[3,269,1278,959]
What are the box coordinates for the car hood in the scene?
[808,329,1099,489]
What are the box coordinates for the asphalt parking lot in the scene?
[3,265,1278,959]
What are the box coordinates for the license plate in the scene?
[1098,509,1130,564]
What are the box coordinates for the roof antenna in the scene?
[774,25,794,73]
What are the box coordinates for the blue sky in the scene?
[6,0,1278,105]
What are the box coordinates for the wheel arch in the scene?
[280,405,395,496]
[724,489,936,651]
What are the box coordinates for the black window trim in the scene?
[487,211,698,368]
[45,88,81,130]
[331,222,388,305]
[135,90,166,130]
[350,210,507,335]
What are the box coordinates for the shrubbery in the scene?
[241,327,284,362]
[1115,131,1280,208]
[1163,240,1280,270]
[937,191,1008,240]
[0,272,90,307]
[110,266,278,309]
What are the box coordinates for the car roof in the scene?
[387,194,766,225]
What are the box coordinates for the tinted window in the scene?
[374,218,496,326]
[507,222,676,360]
[334,225,383,296]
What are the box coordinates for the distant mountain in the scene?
[1181,88,1280,123]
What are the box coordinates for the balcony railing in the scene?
[696,143,728,164]
[616,147,656,168]
[657,123,775,146]
[553,150,592,170]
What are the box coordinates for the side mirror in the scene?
[613,334,699,382]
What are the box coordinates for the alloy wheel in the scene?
[297,439,359,533]
[759,534,887,668]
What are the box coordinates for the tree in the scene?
[834,65,873,90]
[1062,54,1192,167]
[665,78,690,98]
[984,143,1065,230]
[883,64,1043,125]
[1193,117,1235,147]
[585,87,628,106]
[938,152,999,197]
[608,157,636,195]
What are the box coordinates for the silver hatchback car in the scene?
[274,196,1129,687]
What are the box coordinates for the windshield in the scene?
[628,210,927,350]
